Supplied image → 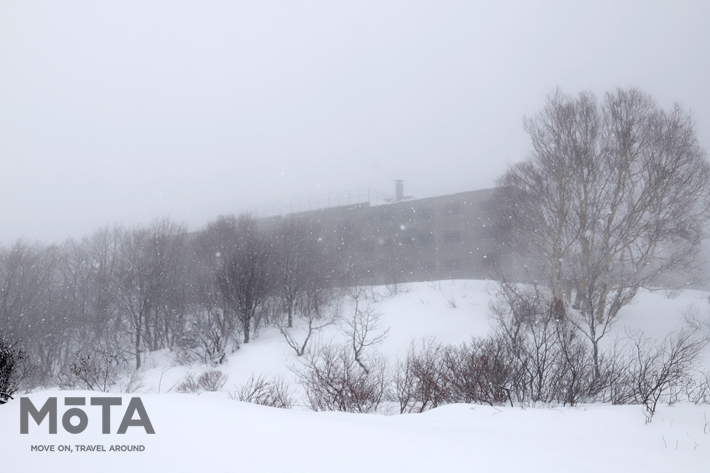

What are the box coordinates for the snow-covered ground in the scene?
[3,280,710,472]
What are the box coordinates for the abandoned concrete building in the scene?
[256,183,504,285]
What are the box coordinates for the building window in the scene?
[443,230,461,243]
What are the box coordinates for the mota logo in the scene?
[20,397,155,434]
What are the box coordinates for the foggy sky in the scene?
[1,0,709,244]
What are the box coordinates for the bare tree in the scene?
[343,288,389,374]
[272,218,316,328]
[498,88,710,373]
[59,227,128,378]
[280,306,337,357]
[114,219,189,369]
[186,215,244,363]
[0,241,65,381]
[61,227,121,348]
[279,266,339,357]
[217,215,273,344]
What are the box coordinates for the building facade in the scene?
[260,187,504,285]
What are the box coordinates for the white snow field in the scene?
[3,280,710,472]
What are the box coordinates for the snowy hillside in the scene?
[3,280,710,472]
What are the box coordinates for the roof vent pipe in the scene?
[395,180,404,202]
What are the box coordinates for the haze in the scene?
[1,0,709,244]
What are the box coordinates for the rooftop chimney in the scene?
[395,180,404,202]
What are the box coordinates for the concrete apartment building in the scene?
[258,183,504,285]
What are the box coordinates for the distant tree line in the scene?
[0,214,340,394]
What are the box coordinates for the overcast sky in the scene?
[1,0,709,244]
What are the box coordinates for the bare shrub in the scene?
[230,374,294,409]
[625,327,709,418]
[198,370,229,391]
[0,335,26,403]
[586,341,630,405]
[490,284,571,404]
[294,343,388,413]
[681,305,710,332]
[385,282,409,298]
[550,325,603,406]
[393,339,450,413]
[683,371,710,405]
[175,309,240,365]
[176,372,201,393]
[58,350,123,392]
[118,370,145,393]
[484,283,617,406]
[443,337,515,407]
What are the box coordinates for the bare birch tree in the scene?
[498,88,710,373]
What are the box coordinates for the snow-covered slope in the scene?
[2,280,710,472]
[3,392,709,473]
